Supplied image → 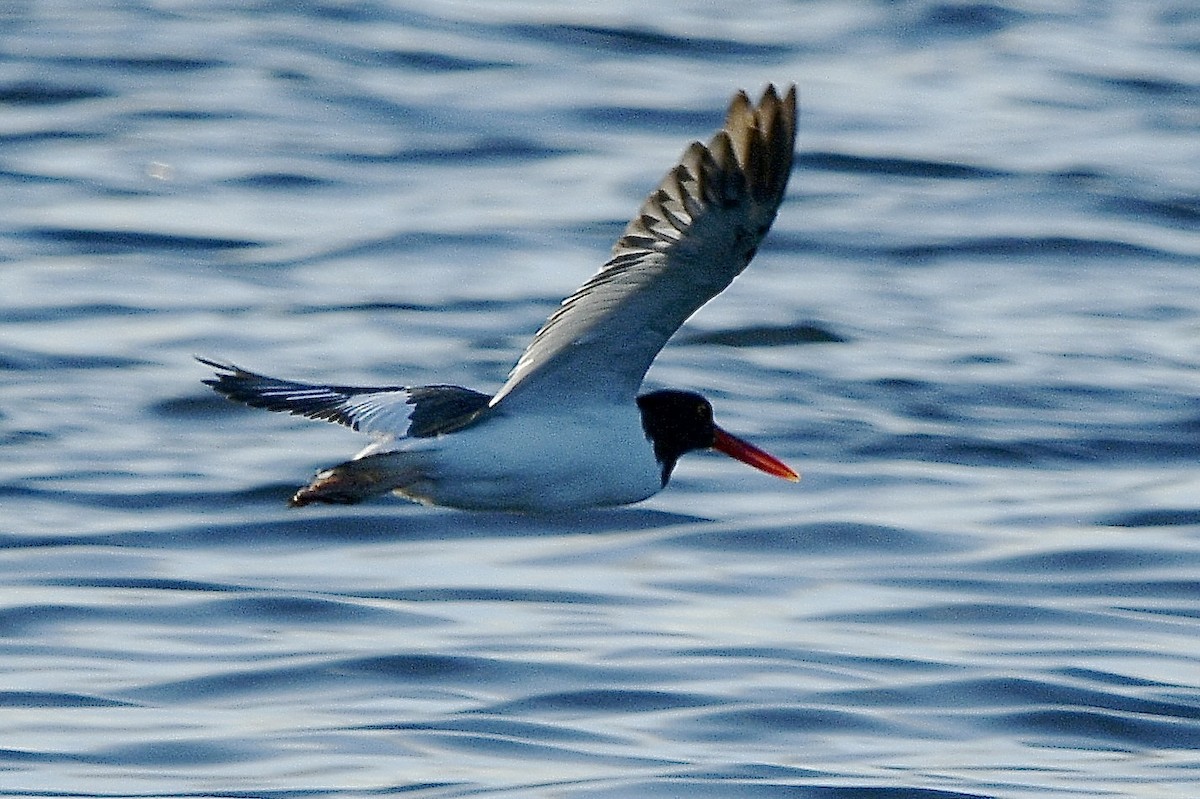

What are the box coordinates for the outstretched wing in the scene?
[198,358,490,438]
[491,84,797,408]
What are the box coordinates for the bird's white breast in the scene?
[386,405,664,512]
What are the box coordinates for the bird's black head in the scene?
[636,390,717,486]
[637,389,801,488]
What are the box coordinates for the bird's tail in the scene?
[289,453,425,507]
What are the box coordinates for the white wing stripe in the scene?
[199,358,418,436]
[199,358,493,439]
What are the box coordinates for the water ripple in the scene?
[4,2,1200,797]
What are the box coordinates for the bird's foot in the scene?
[289,466,381,507]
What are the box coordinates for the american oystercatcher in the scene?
[201,84,799,511]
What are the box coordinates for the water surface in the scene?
[3,2,1199,797]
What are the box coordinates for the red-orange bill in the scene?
[712,427,800,482]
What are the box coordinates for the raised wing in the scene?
[199,358,490,438]
[491,84,796,408]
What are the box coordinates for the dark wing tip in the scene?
[715,84,797,206]
[196,356,234,384]
[615,83,798,254]
[196,356,267,397]
[197,356,277,406]
[196,356,236,370]
[196,356,234,387]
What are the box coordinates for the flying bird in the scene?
[201,84,799,512]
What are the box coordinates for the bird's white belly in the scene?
[393,408,663,512]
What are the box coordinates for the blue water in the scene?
[3,2,1200,797]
